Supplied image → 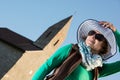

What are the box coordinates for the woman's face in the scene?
[85,30,104,53]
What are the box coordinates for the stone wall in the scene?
[0,41,23,79]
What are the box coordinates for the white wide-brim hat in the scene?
[77,19,117,60]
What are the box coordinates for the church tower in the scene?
[34,16,73,56]
[1,15,73,80]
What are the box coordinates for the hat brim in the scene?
[77,19,117,60]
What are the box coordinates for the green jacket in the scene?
[32,30,120,80]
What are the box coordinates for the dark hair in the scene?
[98,37,109,55]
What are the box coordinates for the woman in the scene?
[32,19,119,80]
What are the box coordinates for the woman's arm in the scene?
[99,33,120,77]
[99,61,120,77]
[98,21,120,77]
[99,21,120,52]
[31,44,72,80]
[114,30,120,52]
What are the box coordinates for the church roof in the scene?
[34,15,73,48]
[0,15,72,51]
[0,28,41,51]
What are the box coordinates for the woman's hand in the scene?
[99,21,116,32]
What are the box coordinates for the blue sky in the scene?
[0,0,120,80]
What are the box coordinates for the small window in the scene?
[54,40,59,46]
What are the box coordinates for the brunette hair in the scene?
[98,37,109,55]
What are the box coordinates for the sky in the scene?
[0,0,120,80]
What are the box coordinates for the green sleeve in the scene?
[114,29,120,52]
[99,61,120,77]
[31,44,72,80]
[99,30,120,78]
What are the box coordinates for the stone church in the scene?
[0,16,72,80]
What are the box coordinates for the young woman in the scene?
[32,19,120,80]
